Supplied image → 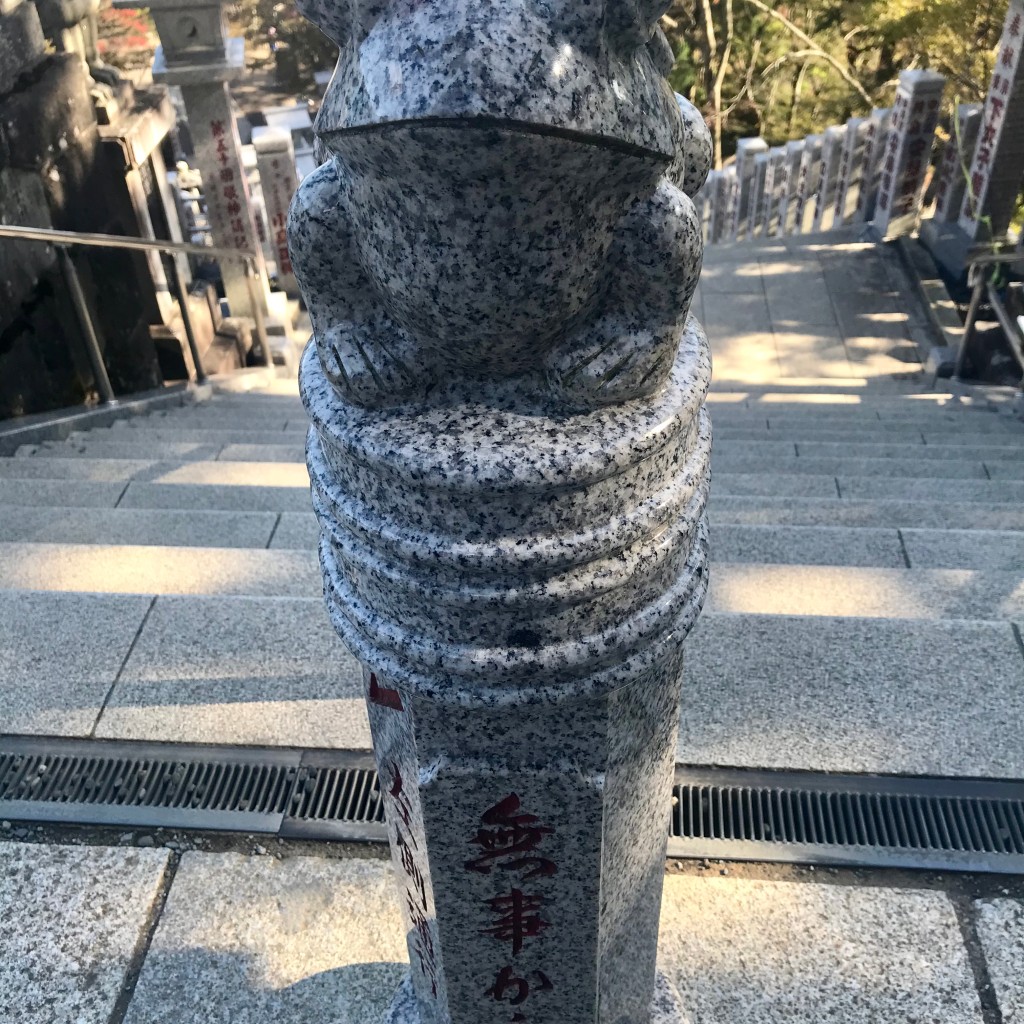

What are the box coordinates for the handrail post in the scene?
[243,256,273,369]
[168,256,207,384]
[953,264,988,383]
[57,245,117,405]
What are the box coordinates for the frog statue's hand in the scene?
[288,160,428,409]
[545,177,702,407]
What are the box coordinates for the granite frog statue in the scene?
[288,0,712,409]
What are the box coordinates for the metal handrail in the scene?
[0,223,272,403]
[953,247,1024,383]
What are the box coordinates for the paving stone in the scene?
[0,457,155,482]
[659,876,982,1024]
[761,264,838,329]
[132,460,310,488]
[123,853,403,1024]
[711,524,904,567]
[714,426,927,443]
[704,291,774,335]
[773,331,854,378]
[709,496,1024,531]
[97,595,370,748]
[119,482,313,512]
[973,898,1024,1022]
[681,613,1024,775]
[0,507,277,548]
[839,477,1024,502]
[708,330,782,384]
[796,442,1024,462]
[0,591,151,734]
[983,461,1024,480]
[219,443,307,463]
[706,565,1024,620]
[97,428,306,445]
[0,842,171,1024]
[902,529,1024,570]
[270,512,319,549]
[0,479,125,507]
[712,473,839,498]
[0,542,318,596]
[713,453,987,479]
[699,262,765,293]
[29,440,223,461]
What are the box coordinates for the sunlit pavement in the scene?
[2,237,1024,1021]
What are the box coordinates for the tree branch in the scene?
[739,0,872,106]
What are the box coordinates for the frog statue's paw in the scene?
[288,159,431,409]
[545,178,703,407]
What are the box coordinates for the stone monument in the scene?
[116,0,270,321]
[289,3,713,1023]
[923,0,1024,275]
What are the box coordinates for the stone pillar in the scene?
[813,125,847,232]
[833,116,868,227]
[761,146,786,237]
[856,108,892,224]
[729,137,768,240]
[749,151,769,238]
[707,169,731,243]
[933,105,983,223]
[779,139,805,236]
[792,134,823,235]
[289,7,712,1024]
[252,126,300,295]
[960,0,1024,241]
[872,71,945,239]
[116,0,270,321]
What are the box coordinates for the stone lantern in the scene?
[289,4,713,1023]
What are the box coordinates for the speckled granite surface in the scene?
[289,3,713,1022]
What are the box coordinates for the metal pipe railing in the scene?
[0,223,274,401]
[953,249,1024,383]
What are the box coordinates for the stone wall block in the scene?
[0,2,46,97]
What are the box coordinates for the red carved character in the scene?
[465,794,557,878]
[481,889,549,954]
[485,967,553,1006]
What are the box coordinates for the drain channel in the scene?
[3,737,1024,873]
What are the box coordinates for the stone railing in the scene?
[696,70,950,244]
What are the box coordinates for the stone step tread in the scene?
[714,428,1022,445]
[0,506,279,549]
[711,454,988,479]
[75,428,307,445]
[710,495,1024,530]
[0,542,317,596]
[0,457,158,482]
[110,415,303,432]
[714,474,1024,501]
[4,589,1023,779]
[711,414,1024,434]
[17,441,226,461]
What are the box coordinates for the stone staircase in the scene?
[3,237,1024,1024]
[1,237,1024,782]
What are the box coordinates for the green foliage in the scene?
[663,0,1006,163]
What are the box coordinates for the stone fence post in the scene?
[872,71,945,238]
[289,6,713,1024]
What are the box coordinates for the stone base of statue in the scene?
[301,313,710,1024]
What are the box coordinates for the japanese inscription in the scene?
[470,794,557,1023]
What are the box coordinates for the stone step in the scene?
[709,495,1024,531]
[117,479,312,512]
[0,479,126,508]
[793,441,1024,462]
[0,542,317,595]
[682,612,1024,777]
[712,453,987,479]
[3,588,1021,776]
[0,457,156,482]
[711,524,1024,569]
[111,413,302,432]
[714,426,1022,445]
[85,427,307,445]
[710,412,1024,433]
[0,506,279,548]
[19,440,225,461]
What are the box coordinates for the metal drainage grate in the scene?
[0,736,385,840]
[670,767,1024,874]
[3,737,1024,872]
